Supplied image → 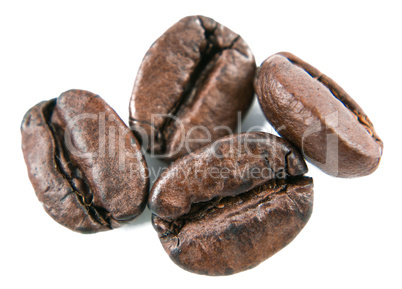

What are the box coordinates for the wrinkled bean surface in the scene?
[150,132,313,275]
[130,15,256,161]
[21,90,149,233]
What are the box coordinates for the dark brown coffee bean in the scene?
[149,132,313,275]
[129,15,256,161]
[21,89,149,233]
[255,52,383,177]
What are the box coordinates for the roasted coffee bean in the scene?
[129,15,256,161]
[255,52,383,177]
[149,132,313,275]
[21,90,149,233]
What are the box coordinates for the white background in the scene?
[1,0,401,288]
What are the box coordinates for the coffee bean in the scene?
[255,52,383,177]
[129,15,256,161]
[149,132,313,275]
[21,89,149,233]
